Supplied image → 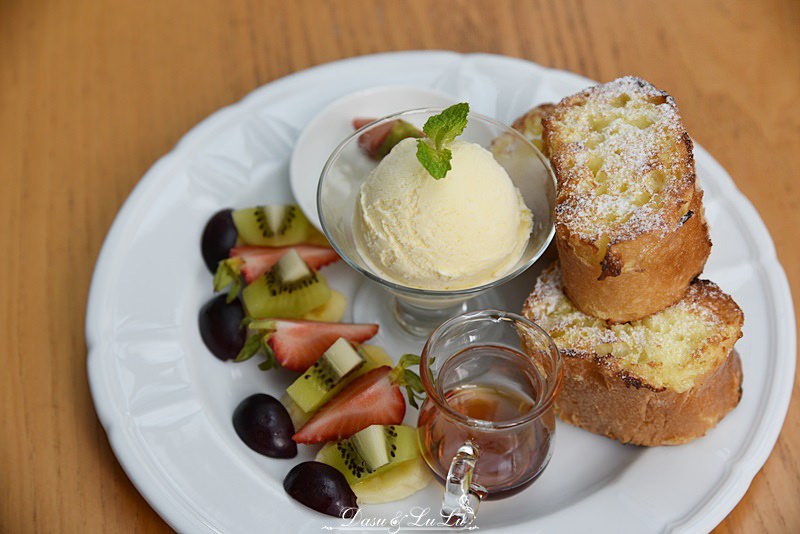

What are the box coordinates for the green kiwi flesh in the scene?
[316,425,420,485]
[241,249,331,318]
[232,205,310,246]
[281,343,392,426]
[286,338,365,413]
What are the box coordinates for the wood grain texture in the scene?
[1,0,797,532]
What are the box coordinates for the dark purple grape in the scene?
[284,462,357,517]
[198,295,246,361]
[201,208,238,272]
[233,394,297,458]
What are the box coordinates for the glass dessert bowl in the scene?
[317,108,556,337]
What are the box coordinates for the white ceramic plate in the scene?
[86,52,796,534]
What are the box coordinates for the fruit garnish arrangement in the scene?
[199,204,431,517]
[193,81,749,522]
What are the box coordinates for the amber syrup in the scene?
[418,345,555,499]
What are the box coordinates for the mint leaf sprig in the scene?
[416,102,469,179]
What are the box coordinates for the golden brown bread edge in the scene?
[522,277,744,446]
[556,186,711,323]
[511,103,555,156]
[542,81,711,322]
[554,349,742,446]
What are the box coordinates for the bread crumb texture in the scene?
[548,76,694,244]
[524,264,743,393]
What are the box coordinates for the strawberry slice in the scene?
[354,118,393,159]
[353,118,423,160]
[292,355,424,444]
[352,118,374,130]
[292,366,404,444]
[238,319,379,372]
[231,245,339,283]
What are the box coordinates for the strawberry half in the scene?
[231,245,339,284]
[352,118,423,160]
[352,117,375,130]
[236,319,379,372]
[354,118,392,159]
[293,366,403,444]
[292,355,424,444]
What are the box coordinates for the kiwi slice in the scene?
[316,425,420,486]
[286,338,365,413]
[351,425,390,470]
[242,249,331,318]
[232,205,310,246]
[282,343,393,426]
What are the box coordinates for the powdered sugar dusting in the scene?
[549,76,693,243]
[524,263,732,392]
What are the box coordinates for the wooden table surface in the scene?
[2,0,798,532]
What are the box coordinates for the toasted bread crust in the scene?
[554,349,742,446]
[523,265,744,446]
[544,77,709,321]
[511,103,555,156]
[557,186,711,322]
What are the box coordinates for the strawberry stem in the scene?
[235,331,267,362]
[213,258,244,302]
[234,319,277,369]
[389,354,425,409]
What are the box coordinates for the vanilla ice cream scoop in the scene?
[354,138,532,290]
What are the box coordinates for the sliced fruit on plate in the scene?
[236,318,379,372]
[316,425,432,503]
[350,456,432,504]
[232,204,311,247]
[283,461,357,517]
[232,393,297,459]
[281,344,394,429]
[241,249,331,319]
[301,290,346,323]
[315,424,418,484]
[282,392,314,430]
[353,118,423,160]
[214,245,339,301]
[201,208,238,272]
[235,244,337,280]
[306,225,333,248]
[286,338,366,413]
[292,355,424,444]
[359,344,394,367]
[198,294,247,361]
[226,244,337,281]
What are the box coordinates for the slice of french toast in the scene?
[491,103,554,160]
[544,77,711,322]
[523,263,743,446]
[512,103,555,156]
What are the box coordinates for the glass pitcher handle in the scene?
[441,441,481,527]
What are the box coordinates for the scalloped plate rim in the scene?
[85,51,796,534]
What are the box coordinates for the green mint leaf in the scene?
[416,141,452,180]
[422,102,470,150]
[416,102,469,179]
